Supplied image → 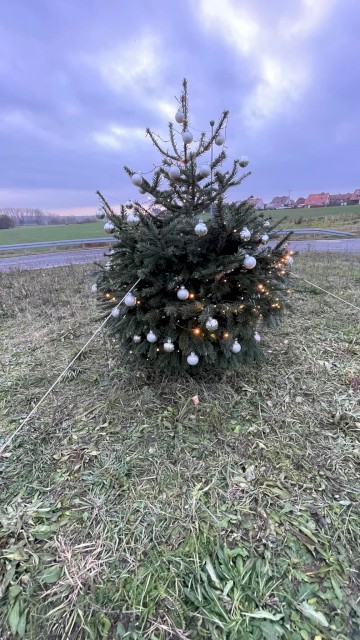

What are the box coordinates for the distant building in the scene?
[349,189,360,205]
[303,193,330,208]
[248,197,265,210]
[295,197,306,208]
[329,193,352,206]
[270,196,294,209]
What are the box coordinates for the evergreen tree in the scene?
[93,79,293,373]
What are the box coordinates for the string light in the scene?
[193,327,201,335]
[223,332,229,339]
[189,293,195,299]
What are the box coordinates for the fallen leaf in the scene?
[298,602,329,628]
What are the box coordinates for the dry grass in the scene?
[0,253,359,639]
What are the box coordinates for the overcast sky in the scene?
[1,0,360,214]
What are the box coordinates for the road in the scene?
[0,238,359,272]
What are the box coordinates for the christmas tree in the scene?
[93,79,293,373]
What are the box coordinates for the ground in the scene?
[0,254,359,640]
[0,205,359,248]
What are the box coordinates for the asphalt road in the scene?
[0,238,359,272]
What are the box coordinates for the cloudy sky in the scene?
[1,0,360,214]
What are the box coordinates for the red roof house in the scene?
[248,197,265,210]
[270,196,293,209]
[330,193,352,206]
[295,197,305,207]
[304,193,330,208]
[349,189,360,205]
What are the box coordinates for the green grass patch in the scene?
[0,255,359,638]
[0,222,107,245]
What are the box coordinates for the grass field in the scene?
[1,255,360,639]
[0,222,106,245]
[0,205,359,248]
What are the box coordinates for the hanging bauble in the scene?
[231,339,241,354]
[125,200,133,209]
[206,317,218,330]
[147,330,158,343]
[168,165,181,180]
[254,332,261,342]
[127,212,140,226]
[124,292,137,307]
[215,133,225,146]
[131,173,143,186]
[285,255,293,265]
[111,307,120,318]
[239,156,249,168]
[104,221,115,234]
[133,335,141,343]
[263,220,270,228]
[163,338,175,353]
[91,283,97,293]
[96,208,105,220]
[199,165,211,178]
[261,234,269,244]
[244,255,257,270]
[240,227,251,241]
[187,352,199,366]
[175,109,185,123]
[182,130,193,144]
[177,286,189,300]
[194,219,208,236]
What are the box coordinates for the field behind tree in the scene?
[0,253,359,639]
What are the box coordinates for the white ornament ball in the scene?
[147,330,158,343]
[168,165,181,180]
[231,339,242,354]
[285,255,294,265]
[96,208,105,220]
[91,283,97,293]
[124,292,137,307]
[239,156,249,168]
[182,130,193,144]
[133,335,141,343]
[206,317,219,331]
[131,173,143,186]
[199,165,211,178]
[254,332,261,342]
[240,227,251,241]
[177,286,189,301]
[263,220,270,228]
[111,307,120,318]
[175,109,185,123]
[244,255,257,270]
[104,221,115,234]
[125,200,133,209]
[163,338,175,353]
[215,133,225,146]
[261,234,269,244]
[127,212,140,226]
[187,352,199,366]
[195,219,208,236]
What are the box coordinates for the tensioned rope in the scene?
[0,279,141,455]
[290,272,360,312]
[0,272,358,455]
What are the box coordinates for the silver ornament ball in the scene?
[206,317,218,331]
[240,227,251,241]
[182,130,193,144]
[111,307,120,318]
[286,255,294,265]
[125,200,133,209]
[263,220,270,228]
[168,165,181,180]
[231,339,241,354]
[163,338,175,353]
[131,173,143,186]
[127,212,140,226]
[133,335,141,343]
[91,283,97,293]
[243,255,257,270]
[195,219,208,236]
[177,286,189,301]
[215,133,225,146]
[124,292,137,307]
[96,208,105,220]
[254,332,261,343]
[187,352,199,366]
[239,156,249,168]
[175,109,185,123]
[104,222,115,234]
[261,234,269,244]
[147,330,158,343]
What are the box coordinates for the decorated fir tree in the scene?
[93,79,293,373]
